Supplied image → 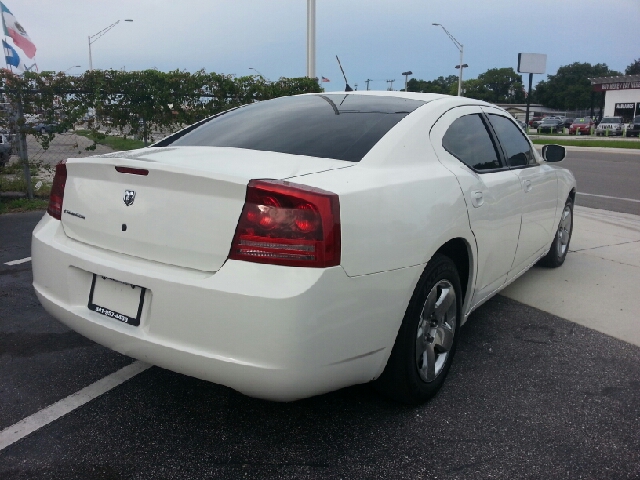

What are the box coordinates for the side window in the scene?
[442,114,502,171]
[488,114,536,167]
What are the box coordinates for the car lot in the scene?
[1,203,640,478]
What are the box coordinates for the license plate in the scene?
[88,274,146,326]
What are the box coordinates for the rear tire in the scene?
[539,198,573,268]
[374,254,461,405]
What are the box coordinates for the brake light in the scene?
[115,166,149,176]
[229,180,341,268]
[47,161,67,220]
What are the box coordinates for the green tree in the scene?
[533,62,620,110]
[406,75,457,94]
[625,58,640,75]
[461,67,525,103]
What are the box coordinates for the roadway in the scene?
[561,147,640,215]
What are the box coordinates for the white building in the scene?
[590,74,640,121]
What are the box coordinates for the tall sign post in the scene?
[518,53,547,129]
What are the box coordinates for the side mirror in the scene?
[542,144,565,163]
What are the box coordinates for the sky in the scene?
[5,0,640,92]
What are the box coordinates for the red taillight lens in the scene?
[47,161,67,220]
[229,180,341,268]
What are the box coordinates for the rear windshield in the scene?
[157,94,426,162]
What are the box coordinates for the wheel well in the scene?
[568,188,576,203]
[436,238,470,301]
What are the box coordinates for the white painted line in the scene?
[4,257,31,266]
[577,192,640,204]
[0,361,150,451]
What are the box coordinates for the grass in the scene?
[75,129,145,151]
[531,138,640,149]
[0,197,48,214]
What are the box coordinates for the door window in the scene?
[442,114,502,171]
[487,114,536,168]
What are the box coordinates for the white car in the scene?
[32,92,576,404]
[596,116,624,136]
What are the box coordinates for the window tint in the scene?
[159,95,426,162]
[488,114,535,167]
[442,114,501,171]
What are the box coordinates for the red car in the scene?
[569,118,595,135]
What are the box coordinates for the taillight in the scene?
[47,160,67,220]
[229,180,341,268]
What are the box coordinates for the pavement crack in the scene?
[570,239,640,253]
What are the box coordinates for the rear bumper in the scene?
[32,215,419,401]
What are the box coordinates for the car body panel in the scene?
[32,92,577,401]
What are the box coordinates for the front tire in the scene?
[374,254,461,404]
[539,198,573,268]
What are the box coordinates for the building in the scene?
[590,74,640,121]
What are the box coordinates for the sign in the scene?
[593,81,640,91]
[615,103,634,109]
[518,53,547,74]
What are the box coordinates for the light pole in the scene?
[88,19,133,71]
[249,67,266,80]
[432,23,465,96]
[65,65,81,74]
[306,0,316,78]
[402,71,413,92]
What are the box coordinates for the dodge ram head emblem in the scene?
[123,190,136,206]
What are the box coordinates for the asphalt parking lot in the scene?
[1,211,639,479]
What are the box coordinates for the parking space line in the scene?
[577,192,640,203]
[0,361,150,451]
[4,257,31,266]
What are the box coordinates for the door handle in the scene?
[470,190,484,208]
[523,179,532,192]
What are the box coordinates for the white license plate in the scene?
[88,275,146,326]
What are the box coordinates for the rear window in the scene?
[158,95,427,162]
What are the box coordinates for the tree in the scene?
[625,58,640,75]
[533,62,620,110]
[463,67,525,103]
[407,75,457,94]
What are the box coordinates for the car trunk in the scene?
[60,146,349,272]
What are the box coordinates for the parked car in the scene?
[626,116,640,137]
[568,118,595,135]
[563,118,574,128]
[529,116,543,128]
[0,133,13,166]
[537,118,564,133]
[32,122,67,134]
[595,116,624,136]
[32,92,576,404]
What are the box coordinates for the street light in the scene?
[65,65,81,73]
[402,70,413,92]
[88,19,133,71]
[249,67,266,80]
[432,23,465,96]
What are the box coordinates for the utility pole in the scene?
[386,79,395,91]
[365,79,371,90]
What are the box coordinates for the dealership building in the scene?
[590,74,640,121]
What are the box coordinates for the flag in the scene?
[2,38,22,73]
[321,76,330,82]
[1,2,36,59]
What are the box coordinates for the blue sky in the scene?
[6,0,640,91]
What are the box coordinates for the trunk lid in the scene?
[60,146,350,272]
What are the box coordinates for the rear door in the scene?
[484,109,558,273]
[430,106,522,307]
